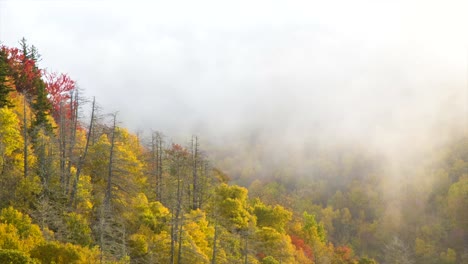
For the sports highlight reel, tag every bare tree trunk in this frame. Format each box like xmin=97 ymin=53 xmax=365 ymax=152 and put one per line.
xmin=65 ymin=90 xmax=79 ymax=194
xmin=177 ymin=214 xmax=184 ymax=264
xmin=122 ymin=223 xmax=127 ymax=259
xmin=104 ymin=112 xmax=117 ymax=209
xmin=211 ymin=222 xmax=218 ymax=264
xmin=70 ymin=97 xmax=95 ymax=207
xmin=170 ymin=155 xmax=184 ymax=264
xmin=192 ymin=135 xmax=199 ymax=210
xmin=58 ymin=101 xmax=66 ymax=189
xmin=175 ymin=161 xmax=183 ymax=264
xmin=170 ymin=210 xmax=176 ymax=264
xmin=151 ymin=131 xmax=164 ymax=202
xmin=244 ymin=235 xmax=248 ymax=264
xmin=36 ymin=130 xmax=48 ymax=189
xmin=242 ymin=230 xmax=251 ymax=264
xmin=151 ymin=132 xmax=156 ymax=196
xmin=98 ymin=112 xmax=117 ymax=262
xmin=198 ymin=160 xmax=209 ymax=209
xmin=99 ymin=205 xmax=106 ymax=264
xmin=157 ymin=132 xmax=163 ymax=202
xmin=23 ymin=94 xmax=28 ymax=177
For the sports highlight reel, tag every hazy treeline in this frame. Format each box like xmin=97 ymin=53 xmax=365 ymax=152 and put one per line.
xmin=208 ymin=116 xmax=467 ymax=264
xmin=0 ymin=40 xmax=406 ymax=263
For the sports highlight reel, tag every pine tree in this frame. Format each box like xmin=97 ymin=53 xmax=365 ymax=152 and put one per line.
xmin=0 ymin=48 xmax=13 ymax=108
xmin=31 ymin=80 xmax=52 ymax=132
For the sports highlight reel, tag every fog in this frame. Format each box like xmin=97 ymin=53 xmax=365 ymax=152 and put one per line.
xmin=1 ymin=0 xmax=467 ymax=173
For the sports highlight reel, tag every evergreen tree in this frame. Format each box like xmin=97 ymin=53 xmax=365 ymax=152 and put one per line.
xmin=31 ymin=80 xmax=52 ymax=132
xmin=0 ymin=48 xmax=13 ymax=108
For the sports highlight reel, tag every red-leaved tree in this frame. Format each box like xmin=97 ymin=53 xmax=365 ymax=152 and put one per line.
xmin=290 ymin=235 xmax=314 ymax=260
xmin=1 ymin=45 xmax=42 ymax=96
xmin=44 ymin=71 xmax=76 ymax=119
xmin=335 ymin=245 xmax=354 ymax=263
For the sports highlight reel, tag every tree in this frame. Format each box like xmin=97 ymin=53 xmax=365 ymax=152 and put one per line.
xmin=0 ymin=249 xmax=39 ymax=264
xmin=179 ymin=209 xmax=213 ymax=263
xmin=30 ymin=241 xmax=100 ymax=264
xmin=290 ymin=235 xmax=314 ymax=263
xmin=303 ymin=212 xmax=326 ymax=243
xmin=30 ymin=79 xmax=52 ymax=132
xmin=0 ymin=108 xmax=22 ymax=170
xmin=0 ymin=44 xmax=37 ymax=178
xmin=5 ymin=39 xmax=53 ymax=132
xmin=2 ymin=40 xmax=40 ymax=95
xmin=384 ymin=237 xmax=414 ymax=264
xmin=43 ymin=71 xmax=76 ymax=119
xmin=358 ymin=257 xmax=378 ymax=264
xmin=212 ymin=184 xmax=256 ymax=264
xmin=0 ymin=48 xmax=13 ymax=108
xmin=254 ymin=227 xmax=295 ymax=263
xmin=252 ymin=199 xmax=292 ymax=233
xmin=165 ymin=143 xmax=191 ymax=264
xmin=439 ymin=248 xmax=456 ymax=264
xmin=54 ymin=87 xmax=79 ymax=194
xmin=63 ymin=212 xmax=93 ymax=246
xmin=0 ymin=207 xmax=44 ymax=252
xmin=191 ymin=135 xmax=200 ymax=210
xmin=0 ymin=107 xmax=24 ymax=208
xmin=88 ymin=115 xmax=146 ymax=262
xmin=30 ymin=123 xmax=57 ymax=192
xmin=334 ymin=245 xmax=356 ymax=264
xmin=446 ymin=176 xmax=467 ymax=231
xmin=147 ymin=131 xmax=164 ymax=203
xmin=22 ymin=93 xmax=29 ymax=178
xmin=261 ymin=256 xmax=279 ymax=264
xmin=213 ymin=184 xmax=255 ymax=232
xmin=70 ymin=97 xmax=95 ymax=207
xmin=290 ymin=212 xmax=331 ymax=263
xmin=97 ymin=113 xmax=128 ymax=261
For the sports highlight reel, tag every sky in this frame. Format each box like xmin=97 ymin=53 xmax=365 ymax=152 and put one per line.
xmin=0 ymin=0 xmax=467 ymax=154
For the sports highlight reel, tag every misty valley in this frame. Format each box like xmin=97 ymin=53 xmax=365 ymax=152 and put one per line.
xmin=0 ymin=1 xmax=467 ymax=263
xmin=0 ymin=38 xmax=466 ymax=264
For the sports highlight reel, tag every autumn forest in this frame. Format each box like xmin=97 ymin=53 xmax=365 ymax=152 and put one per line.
xmin=0 ymin=39 xmax=466 ymax=264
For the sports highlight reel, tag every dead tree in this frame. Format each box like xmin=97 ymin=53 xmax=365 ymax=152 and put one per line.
xmin=191 ymin=135 xmax=200 ymax=210
xmin=70 ymin=97 xmax=95 ymax=207
xmin=65 ymin=89 xmax=79 ymax=193
xmin=168 ymin=144 xmax=189 ymax=264
xmin=150 ymin=131 xmax=164 ymax=202
xmin=211 ymin=221 xmax=218 ymax=264
xmin=98 ymin=112 xmax=127 ymax=262
xmin=104 ymin=112 xmax=117 ymax=210
xmin=58 ymin=101 xmax=66 ymax=189
xmin=23 ymin=94 xmax=28 ymax=177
